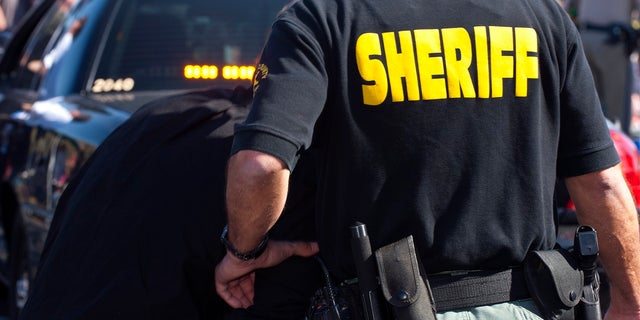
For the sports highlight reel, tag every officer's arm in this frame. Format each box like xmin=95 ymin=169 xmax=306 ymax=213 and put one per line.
xmin=565 ymin=164 xmax=640 ymax=318
xmin=225 ymin=149 xmax=289 ymax=252
xmin=215 ymin=149 xmax=318 ymax=308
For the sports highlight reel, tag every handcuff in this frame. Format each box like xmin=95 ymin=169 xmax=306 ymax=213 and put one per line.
xmin=220 ymin=225 xmax=269 ymax=261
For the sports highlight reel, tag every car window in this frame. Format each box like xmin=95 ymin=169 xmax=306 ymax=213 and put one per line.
xmin=11 ymin=0 xmax=79 ymax=90
xmin=91 ymin=0 xmax=291 ymax=93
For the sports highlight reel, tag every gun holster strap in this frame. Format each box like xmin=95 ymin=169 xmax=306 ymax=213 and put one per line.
xmin=428 ymin=268 xmax=530 ymax=312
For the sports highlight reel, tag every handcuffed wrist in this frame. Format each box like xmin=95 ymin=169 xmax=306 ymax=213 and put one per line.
xmin=220 ymin=225 xmax=269 ymax=261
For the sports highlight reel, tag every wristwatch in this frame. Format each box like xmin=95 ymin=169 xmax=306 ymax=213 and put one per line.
xmin=220 ymin=225 xmax=269 ymax=261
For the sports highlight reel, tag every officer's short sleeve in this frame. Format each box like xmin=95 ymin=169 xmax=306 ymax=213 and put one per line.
xmin=232 ymin=9 xmax=329 ymax=170
xmin=556 ymin=28 xmax=620 ymax=178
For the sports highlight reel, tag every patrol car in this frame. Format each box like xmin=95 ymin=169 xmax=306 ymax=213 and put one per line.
xmin=0 ymin=0 xmax=289 ymax=316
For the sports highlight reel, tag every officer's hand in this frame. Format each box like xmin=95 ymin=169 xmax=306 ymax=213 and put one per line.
xmin=214 ymin=240 xmax=319 ymax=309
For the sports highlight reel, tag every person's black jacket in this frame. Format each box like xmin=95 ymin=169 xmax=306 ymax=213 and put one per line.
xmin=20 ymin=86 xmax=321 ymax=320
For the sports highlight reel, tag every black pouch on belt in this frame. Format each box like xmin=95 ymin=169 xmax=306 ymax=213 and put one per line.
xmin=374 ymin=235 xmax=437 ymax=320
xmin=523 ymin=248 xmax=583 ymax=320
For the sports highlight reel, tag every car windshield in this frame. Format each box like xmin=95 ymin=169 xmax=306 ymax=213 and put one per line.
xmin=92 ymin=0 xmax=291 ymax=93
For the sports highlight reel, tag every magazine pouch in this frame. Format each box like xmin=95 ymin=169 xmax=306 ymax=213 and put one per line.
xmin=523 ymin=248 xmax=583 ymax=320
xmin=374 ymin=236 xmax=436 ymax=320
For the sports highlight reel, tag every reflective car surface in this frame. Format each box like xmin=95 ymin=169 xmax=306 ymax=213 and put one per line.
xmin=0 ymin=0 xmax=290 ymax=317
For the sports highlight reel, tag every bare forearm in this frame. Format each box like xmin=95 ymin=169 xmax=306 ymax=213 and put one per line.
xmin=565 ymin=165 xmax=640 ymax=311
xmin=225 ymin=150 xmax=290 ymax=252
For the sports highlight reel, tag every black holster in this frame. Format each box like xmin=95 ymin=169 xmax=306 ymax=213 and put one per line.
xmin=523 ymin=248 xmax=584 ymax=320
xmin=374 ymin=236 xmax=437 ymax=320
xmin=524 ymin=225 xmax=603 ymax=320
xmin=307 ymin=235 xmax=437 ymax=320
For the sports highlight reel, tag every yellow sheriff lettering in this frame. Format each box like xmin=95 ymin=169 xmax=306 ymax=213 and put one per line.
xmin=415 ymin=29 xmax=447 ymax=100
xmin=355 ymin=26 xmax=539 ymax=106
xmin=383 ymin=30 xmax=420 ymax=102
xmin=489 ymin=26 xmax=514 ymax=98
xmin=356 ymin=33 xmax=388 ymax=106
xmin=442 ymin=27 xmax=475 ymax=98
xmin=515 ymin=27 xmax=539 ymax=97
xmin=474 ymin=26 xmax=490 ymax=98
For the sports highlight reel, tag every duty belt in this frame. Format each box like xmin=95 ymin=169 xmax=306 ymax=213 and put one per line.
xmin=337 ymin=267 xmax=530 ymax=312
xmin=428 ymin=268 xmax=530 ymax=312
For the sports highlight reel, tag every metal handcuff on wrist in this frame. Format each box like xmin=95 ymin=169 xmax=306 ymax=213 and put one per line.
xmin=220 ymin=225 xmax=269 ymax=261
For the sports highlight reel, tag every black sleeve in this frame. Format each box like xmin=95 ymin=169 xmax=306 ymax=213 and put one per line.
xmin=232 ymin=10 xmax=329 ymax=170
xmin=557 ymin=26 xmax=620 ymax=178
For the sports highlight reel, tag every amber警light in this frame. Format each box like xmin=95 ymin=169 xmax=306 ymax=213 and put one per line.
xmin=184 ymin=65 xmax=255 ymax=80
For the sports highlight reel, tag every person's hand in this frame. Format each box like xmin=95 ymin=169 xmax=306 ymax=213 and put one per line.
xmin=214 ymin=240 xmax=319 ymax=308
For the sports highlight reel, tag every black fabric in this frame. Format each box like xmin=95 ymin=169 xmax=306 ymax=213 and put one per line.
xmin=429 ymin=268 xmax=530 ymax=312
xmin=225 ymin=257 xmax=322 ymax=320
xmin=232 ymin=0 xmax=620 ymax=281
xmin=20 ymin=86 xmax=322 ymax=320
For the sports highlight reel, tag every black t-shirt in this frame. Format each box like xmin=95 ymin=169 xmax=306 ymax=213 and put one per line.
xmin=232 ymin=0 xmax=620 ymax=279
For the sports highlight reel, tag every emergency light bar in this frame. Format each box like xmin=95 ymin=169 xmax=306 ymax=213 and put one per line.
xmin=183 ymin=65 xmax=255 ymax=80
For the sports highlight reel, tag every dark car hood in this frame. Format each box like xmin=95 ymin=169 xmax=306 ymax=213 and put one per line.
xmin=26 ymin=89 xmax=192 ymax=147
xmin=84 ymin=90 xmax=191 ymax=114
